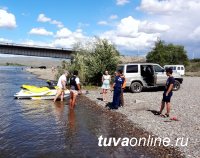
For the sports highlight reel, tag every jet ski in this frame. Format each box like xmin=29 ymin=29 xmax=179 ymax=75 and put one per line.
xmin=14 ymin=81 xmax=70 ymax=100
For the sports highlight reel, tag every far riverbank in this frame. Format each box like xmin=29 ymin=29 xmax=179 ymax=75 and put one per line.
xmin=26 ymin=68 xmax=56 ymax=81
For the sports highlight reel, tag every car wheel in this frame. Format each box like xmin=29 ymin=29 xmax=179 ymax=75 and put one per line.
xmin=173 ymin=80 xmax=180 ymax=91
xmin=130 ymin=82 xmax=142 ymax=93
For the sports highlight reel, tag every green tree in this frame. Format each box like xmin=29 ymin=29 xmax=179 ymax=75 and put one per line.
xmin=86 ymin=38 xmax=120 ymax=84
xmin=146 ymin=40 xmax=189 ymax=66
xmin=72 ymin=37 xmax=120 ymax=85
xmin=70 ymin=50 xmax=89 ymax=84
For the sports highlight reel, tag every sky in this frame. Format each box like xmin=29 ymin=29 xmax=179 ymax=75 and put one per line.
xmin=0 ymin=0 xmax=200 ymax=58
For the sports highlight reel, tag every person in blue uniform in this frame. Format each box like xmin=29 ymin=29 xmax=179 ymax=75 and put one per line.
xmin=111 ymin=70 xmax=123 ymax=109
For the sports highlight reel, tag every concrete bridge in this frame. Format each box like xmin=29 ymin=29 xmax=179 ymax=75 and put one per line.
xmin=0 ymin=43 xmax=73 ymax=59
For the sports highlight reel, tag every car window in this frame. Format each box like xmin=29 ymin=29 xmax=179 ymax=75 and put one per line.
xmin=117 ymin=66 xmax=124 ymax=72
xmin=153 ymin=65 xmax=163 ymax=72
xmin=126 ymin=65 xmax=138 ymax=73
xmin=173 ymin=67 xmax=176 ymax=70
xmin=181 ymin=67 xmax=184 ymax=70
xmin=177 ymin=67 xmax=180 ymax=70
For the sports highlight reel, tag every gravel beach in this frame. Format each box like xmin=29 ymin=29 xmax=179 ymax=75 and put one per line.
xmin=86 ymin=77 xmax=200 ymax=158
xmin=24 ymin=67 xmax=199 ymax=157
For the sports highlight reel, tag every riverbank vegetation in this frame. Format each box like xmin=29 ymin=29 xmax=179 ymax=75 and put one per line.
xmin=185 ymin=58 xmax=200 ymax=76
xmin=3 ymin=62 xmax=25 ymax=66
xmin=186 ymin=58 xmax=200 ymax=72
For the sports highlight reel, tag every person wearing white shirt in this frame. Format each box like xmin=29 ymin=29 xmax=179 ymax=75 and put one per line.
xmin=53 ymin=70 xmax=68 ymax=102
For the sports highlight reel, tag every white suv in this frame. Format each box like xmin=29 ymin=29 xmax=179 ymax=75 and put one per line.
xmin=117 ymin=63 xmax=183 ymax=93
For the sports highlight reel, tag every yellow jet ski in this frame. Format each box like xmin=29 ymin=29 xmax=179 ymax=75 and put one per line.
xmin=14 ymin=81 xmax=70 ymax=100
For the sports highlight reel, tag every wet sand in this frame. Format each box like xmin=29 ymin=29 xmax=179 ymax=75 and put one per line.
xmin=77 ymin=96 xmax=184 ymax=158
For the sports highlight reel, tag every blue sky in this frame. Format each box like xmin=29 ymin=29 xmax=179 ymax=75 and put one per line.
xmin=0 ymin=0 xmax=200 ymax=58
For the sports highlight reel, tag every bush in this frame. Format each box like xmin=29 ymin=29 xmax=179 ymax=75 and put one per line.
xmin=190 ymin=58 xmax=200 ymax=62
xmin=84 ymin=38 xmax=120 ymax=85
xmin=186 ymin=59 xmax=200 ymax=72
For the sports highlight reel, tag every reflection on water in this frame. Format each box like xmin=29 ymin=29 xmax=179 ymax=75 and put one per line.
xmin=0 ymin=67 xmax=156 ymax=158
xmin=68 ymin=109 xmax=76 ymax=134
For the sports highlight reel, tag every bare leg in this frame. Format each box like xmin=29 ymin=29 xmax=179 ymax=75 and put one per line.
xmin=60 ymin=91 xmax=64 ymax=102
xmin=166 ymin=102 xmax=171 ymax=115
xmin=71 ymin=93 xmax=77 ymax=109
xmin=104 ymin=90 xmax=107 ymax=102
xmin=159 ymin=101 xmax=165 ymax=114
xmin=53 ymin=89 xmax=62 ymax=102
xmin=69 ymin=91 xmax=73 ymax=109
xmin=102 ymin=89 xmax=105 ymax=101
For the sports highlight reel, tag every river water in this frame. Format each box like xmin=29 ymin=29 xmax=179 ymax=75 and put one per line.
xmin=0 ymin=66 xmax=173 ymax=158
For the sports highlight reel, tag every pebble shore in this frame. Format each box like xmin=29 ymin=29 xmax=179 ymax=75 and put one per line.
xmin=25 ymin=67 xmax=199 ymax=157
xmin=85 ymin=77 xmax=200 ymax=158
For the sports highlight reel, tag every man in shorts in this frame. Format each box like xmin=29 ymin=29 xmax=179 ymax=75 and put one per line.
xmin=159 ymin=68 xmax=175 ymax=117
xmin=69 ymin=70 xmax=81 ymax=109
xmin=53 ymin=70 xmax=68 ymax=102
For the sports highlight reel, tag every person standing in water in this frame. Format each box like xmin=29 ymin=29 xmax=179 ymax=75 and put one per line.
xmin=53 ymin=70 xmax=68 ymax=102
xmin=69 ymin=70 xmax=81 ymax=109
xmin=101 ymin=70 xmax=111 ymax=102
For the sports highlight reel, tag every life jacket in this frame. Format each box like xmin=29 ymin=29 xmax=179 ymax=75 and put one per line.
xmin=70 ymin=76 xmax=78 ymax=90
